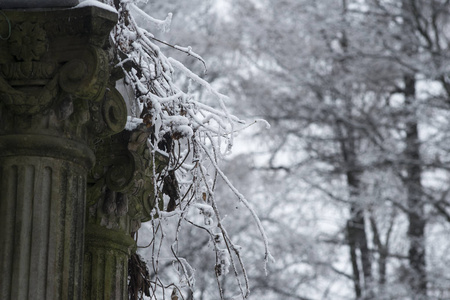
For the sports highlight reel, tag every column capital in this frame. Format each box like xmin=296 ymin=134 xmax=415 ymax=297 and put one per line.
xmin=87 ymin=125 xmax=169 ymax=234
xmin=0 ymin=6 xmax=127 ymax=170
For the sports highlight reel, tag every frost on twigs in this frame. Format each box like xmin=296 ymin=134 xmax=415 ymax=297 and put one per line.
xmin=110 ymin=0 xmax=271 ymax=299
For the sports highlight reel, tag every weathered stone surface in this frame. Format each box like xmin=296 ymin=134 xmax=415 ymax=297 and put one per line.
xmin=83 ymin=224 xmax=134 ymax=300
xmin=0 ymin=6 xmax=127 ymax=300
xmin=0 ymin=158 xmax=86 ymax=299
xmin=0 ymin=6 xmax=120 ymax=119
xmin=0 ymin=0 xmax=79 ymax=9
xmin=87 ymin=126 xmax=166 ymax=230
xmin=84 ymin=125 xmax=168 ymax=299
xmin=0 ymin=5 xmax=165 ymax=300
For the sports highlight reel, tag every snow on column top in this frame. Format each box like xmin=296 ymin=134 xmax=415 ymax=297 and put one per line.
xmin=75 ymin=0 xmax=118 ymax=14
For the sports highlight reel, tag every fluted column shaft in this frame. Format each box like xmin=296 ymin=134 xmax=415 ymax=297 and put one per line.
xmin=84 ymin=224 xmax=135 ymax=299
xmin=0 ymin=156 xmax=88 ymax=299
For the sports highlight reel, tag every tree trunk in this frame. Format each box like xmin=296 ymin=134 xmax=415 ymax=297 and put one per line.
xmin=338 ymin=120 xmax=373 ymax=299
xmin=346 ymin=172 xmax=373 ymax=300
xmin=347 ymin=218 xmax=362 ymax=299
xmin=404 ymin=74 xmax=427 ymax=298
xmin=337 ymin=1 xmax=373 ymax=297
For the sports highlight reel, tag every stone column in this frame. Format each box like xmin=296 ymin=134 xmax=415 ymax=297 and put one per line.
xmin=0 ymin=6 xmax=127 ymax=300
xmin=84 ymin=126 xmax=168 ymax=299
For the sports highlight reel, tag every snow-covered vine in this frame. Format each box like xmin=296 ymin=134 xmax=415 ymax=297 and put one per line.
xmin=96 ymin=0 xmax=273 ymax=299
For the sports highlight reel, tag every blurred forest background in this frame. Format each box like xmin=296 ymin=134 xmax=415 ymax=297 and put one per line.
xmin=136 ymin=0 xmax=450 ymax=299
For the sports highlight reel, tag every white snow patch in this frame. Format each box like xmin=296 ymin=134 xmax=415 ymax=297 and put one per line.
xmin=125 ymin=117 xmax=143 ymax=131
xmin=76 ymin=0 xmax=117 ymax=13
xmin=130 ymin=4 xmax=172 ymax=32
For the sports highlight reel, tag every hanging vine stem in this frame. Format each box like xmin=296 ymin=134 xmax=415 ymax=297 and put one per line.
xmin=199 ymin=134 xmax=274 ymax=271
xmin=197 ymin=159 xmax=249 ymax=299
xmin=144 ymin=33 xmax=208 ymax=74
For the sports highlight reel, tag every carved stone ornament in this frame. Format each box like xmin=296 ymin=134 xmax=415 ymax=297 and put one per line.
xmin=87 ymin=124 xmax=169 ymax=234
xmin=8 ymin=22 xmax=48 ymax=62
xmin=83 ymin=124 xmax=169 ymax=299
xmin=0 ymin=6 xmax=122 ymax=123
xmin=0 ymin=45 xmax=110 ymax=115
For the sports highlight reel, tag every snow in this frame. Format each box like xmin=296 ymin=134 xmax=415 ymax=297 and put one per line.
xmin=130 ymin=4 xmax=172 ymax=32
xmin=193 ymin=203 xmax=214 ymax=226
xmin=193 ymin=202 xmax=214 ymax=217
xmin=217 ymin=249 xmax=231 ymax=276
xmin=175 ymin=125 xmax=194 ymax=138
xmin=125 ymin=116 xmax=143 ymax=131
xmin=173 ymin=45 xmax=207 ymax=72
xmin=75 ymin=0 xmax=117 ymax=13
